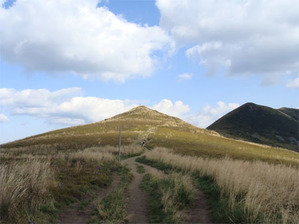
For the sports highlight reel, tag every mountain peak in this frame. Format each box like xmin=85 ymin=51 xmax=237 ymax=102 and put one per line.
xmin=240 ymin=102 xmax=260 ymax=112
xmin=129 ymin=105 xmax=153 ymax=112
xmin=1 ymin=103 xmax=204 ymax=148
xmin=109 ymin=105 xmax=163 ymax=121
xmin=208 ymin=102 xmax=299 ymax=151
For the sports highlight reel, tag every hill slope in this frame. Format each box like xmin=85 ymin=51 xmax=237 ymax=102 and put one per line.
xmin=1 ymin=106 xmax=202 ymax=149
xmin=207 ymin=103 xmax=299 ymax=152
xmin=2 ymin=105 xmax=299 ymax=165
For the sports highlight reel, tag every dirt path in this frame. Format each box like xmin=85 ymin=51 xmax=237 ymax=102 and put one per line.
xmin=182 ymin=190 xmax=212 ymax=223
xmin=124 ymin=156 xmax=149 ymax=223
xmin=125 ymin=155 xmax=213 ymax=224
xmin=56 ymin=175 xmax=121 ymax=224
xmin=124 ymin=155 xmax=163 ymax=224
xmin=56 ymin=155 xmax=212 ymax=224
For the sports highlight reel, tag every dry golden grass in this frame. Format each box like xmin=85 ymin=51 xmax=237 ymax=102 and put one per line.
xmin=144 ymin=148 xmax=299 ymax=223
xmin=0 ymin=144 xmax=144 ymax=162
xmin=159 ymin=173 xmax=195 ymax=215
xmin=66 ymin=148 xmax=115 ymax=162
xmin=0 ymin=159 xmax=55 ymax=222
xmin=83 ymin=144 xmax=144 ymax=156
xmin=141 ymin=169 xmax=196 ymax=223
xmin=0 ymin=144 xmax=143 ymax=223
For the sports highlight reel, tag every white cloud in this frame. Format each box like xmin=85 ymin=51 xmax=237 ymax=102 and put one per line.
xmin=157 ymin=0 xmax=299 ymax=82
xmin=0 ymin=0 xmax=173 ymax=82
xmin=0 ymin=113 xmax=9 ymax=122
xmin=152 ymin=99 xmax=190 ymax=117
xmin=0 ymin=88 xmax=137 ymax=125
xmin=0 ymin=88 xmax=238 ymax=129
xmin=287 ymin=75 xmax=299 ymax=88
xmin=178 ymin=73 xmax=193 ymax=81
xmin=187 ymin=102 xmax=239 ymax=128
xmin=0 ymin=88 xmax=193 ymax=126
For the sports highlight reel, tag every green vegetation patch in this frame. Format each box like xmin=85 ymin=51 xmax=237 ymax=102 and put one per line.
xmin=137 ymin=157 xmax=249 ymax=224
xmin=151 ymin=127 xmax=299 ymax=167
xmin=136 ymin=164 xmax=145 ymax=173
xmin=51 ymin=158 xmax=114 ymax=208
xmin=92 ymin=165 xmax=133 ymax=224
xmin=0 ymin=157 xmax=116 ymax=224
xmin=140 ymin=172 xmax=196 ymax=223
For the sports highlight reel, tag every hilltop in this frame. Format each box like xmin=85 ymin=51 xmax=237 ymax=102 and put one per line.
xmin=1 ymin=106 xmax=299 ymax=224
xmin=208 ymin=103 xmax=299 ymax=152
xmin=2 ymin=105 xmax=299 ymax=166
xmin=1 ymin=106 xmax=203 ymax=149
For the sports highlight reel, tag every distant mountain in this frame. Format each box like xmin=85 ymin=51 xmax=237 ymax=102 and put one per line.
xmin=207 ymin=103 xmax=299 ymax=152
xmin=2 ymin=105 xmax=299 ymax=165
xmin=1 ymin=106 xmax=203 ymax=149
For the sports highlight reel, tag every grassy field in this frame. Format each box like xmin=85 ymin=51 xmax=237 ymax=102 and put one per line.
xmin=2 ymin=106 xmax=299 ymax=167
xmin=93 ymin=165 xmax=133 ymax=224
xmin=148 ymin=126 xmax=299 ymax=166
xmin=140 ymin=171 xmax=196 ymax=223
xmin=0 ymin=145 xmax=143 ymax=223
xmin=139 ymin=147 xmax=299 ymax=223
xmin=1 ymin=106 xmax=299 ymax=223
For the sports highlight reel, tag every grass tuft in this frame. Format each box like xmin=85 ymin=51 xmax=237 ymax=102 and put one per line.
xmin=136 ymin=164 xmax=145 ymax=174
xmin=140 ymin=147 xmax=299 ymax=223
xmin=0 ymin=159 xmax=55 ymax=223
xmin=94 ymin=165 xmax=133 ymax=224
xmin=140 ymin=171 xmax=196 ymax=223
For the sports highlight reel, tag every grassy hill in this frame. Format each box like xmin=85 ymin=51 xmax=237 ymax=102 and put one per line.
xmin=1 ymin=106 xmax=199 ymax=149
xmin=1 ymin=105 xmax=299 ymax=166
xmin=279 ymin=107 xmax=299 ymax=121
xmin=1 ymin=106 xmax=299 ymax=224
xmin=208 ymin=103 xmax=299 ymax=152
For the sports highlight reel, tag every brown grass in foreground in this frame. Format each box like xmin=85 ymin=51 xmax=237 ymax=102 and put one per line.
xmin=0 ymin=159 xmax=55 ymax=222
xmin=144 ymin=148 xmax=299 ymax=223
xmin=0 ymin=145 xmax=142 ymax=223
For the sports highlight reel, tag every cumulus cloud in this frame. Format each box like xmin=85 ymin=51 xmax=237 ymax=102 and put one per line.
xmin=0 ymin=113 xmax=9 ymax=122
xmin=0 ymin=88 xmax=137 ymax=125
xmin=287 ymin=75 xmax=299 ymax=88
xmin=178 ymin=73 xmax=193 ymax=81
xmin=152 ymin=99 xmax=190 ymax=117
xmin=157 ymin=0 xmax=299 ymax=82
xmin=0 ymin=87 xmax=239 ymax=128
xmin=0 ymin=87 xmax=192 ymax=126
xmin=0 ymin=0 xmax=173 ymax=82
xmin=187 ymin=102 xmax=239 ymax=128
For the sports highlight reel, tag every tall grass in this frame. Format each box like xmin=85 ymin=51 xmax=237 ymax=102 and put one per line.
xmin=144 ymin=148 xmax=299 ymax=223
xmin=0 ymin=145 xmax=129 ymax=223
xmin=95 ymin=165 xmax=133 ymax=223
xmin=0 ymin=159 xmax=55 ymax=222
xmin=67 ymin=147 xmax=115 ymax=161
xmin=140 ymin=170 xmax=196 ymax=223
xmin=0 ymin=144 xmax=144 ymax=161
xmin=83 ymin=144 xmax=144 ymax=157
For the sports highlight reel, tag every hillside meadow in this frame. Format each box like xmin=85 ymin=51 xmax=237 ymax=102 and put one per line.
xmin=139 ymin=147 xmax=299 ymax=223
xmin=1 ymin=106 xmax=299 ymax=223
xmin=0 ymin=145 xmax=144 ymax=223
xmin=2 ymin=106 xmax=299 ymax=167
xmin=147 ymin=126 xmax=299 ymax=167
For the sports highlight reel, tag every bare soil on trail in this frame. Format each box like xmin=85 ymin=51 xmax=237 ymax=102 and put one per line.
xmin=56 ymin=154 xmax=212 ymax=224
xmin=124 ymin=156 xmax=152 ymax=224
xmin=182 ymin=190 xmax=213 ymax=224
xmin=56 ymin=175 xmax=120 ymax=224
xmin=125 ymin=155 xmax=213 ymax=224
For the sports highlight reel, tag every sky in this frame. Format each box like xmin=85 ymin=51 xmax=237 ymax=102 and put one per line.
xmin=0 ymin=0 xmax=298 ymax=144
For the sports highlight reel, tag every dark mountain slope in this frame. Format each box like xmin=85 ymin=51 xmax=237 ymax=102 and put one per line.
xmin=207 ymin=103 xmax=299 ymax=151
xmin=278 ymin=107 xmax=299 ymax=121
xmin=2 ymin=105 xmax=299 ymax=165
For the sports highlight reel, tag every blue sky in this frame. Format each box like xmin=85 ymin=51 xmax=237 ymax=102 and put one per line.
xmin=0 ymin=0 xmax=298 ymax=144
